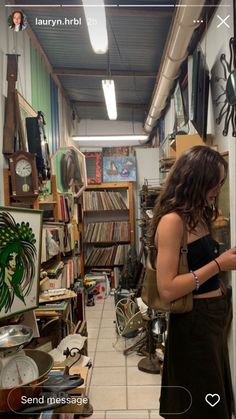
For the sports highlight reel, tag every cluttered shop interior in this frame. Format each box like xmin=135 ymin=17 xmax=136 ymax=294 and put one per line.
xmin=0 ymin=0 xmax=236 ymax=418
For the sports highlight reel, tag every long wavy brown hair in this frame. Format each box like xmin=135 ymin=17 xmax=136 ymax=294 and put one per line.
xmin=148 ymin=145 xmax=228 ymax=246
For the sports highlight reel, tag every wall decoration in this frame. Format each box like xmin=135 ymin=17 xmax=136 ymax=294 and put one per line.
xmin=26 ymin=111 xmax=51 ymax=182
xmin=52 ymin=145 xmax=87 ymax=197
xmin=103 ymin=156 xmax=136 ymax=182
xmin=173 ymin=81 xmax=187 ymax=130
xmin=15 ymin=90 xmax=37 ymax=152
xmin=211 ymin=38 xmax=236 ymax=137
xmin=84 ymin=152 xmax=102 ymax=184
xmin=103 ymin=147 xmax=129 ymax=157
xmin=0 ymin=207 xmax=42 ymax=320
xmin=188 ymin=46 xmax=209 ymax=140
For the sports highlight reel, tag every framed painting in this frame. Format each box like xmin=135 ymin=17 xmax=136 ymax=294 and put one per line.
xmin=84 ymin=152 xmax=102 ymax=184
xmin=52 ymin=145 xmax=87 ymax=197
xmin=0 ymin=206 xmax=42 ymax=320
xmin=188 ymin=47 xmax=209 ymax=140
xmin=103 ymin=156 xmax=136 ymax=182
xmin=173 ymin=81 xmax=187 ymax=130
xmin=15 ymin=90 xmax=37 ymax=152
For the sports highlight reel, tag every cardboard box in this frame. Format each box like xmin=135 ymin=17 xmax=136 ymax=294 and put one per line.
xmin=48 ymin=272 xmax=63 ymax=289
xmin=175 ymin=134 xmax=204 ymax=158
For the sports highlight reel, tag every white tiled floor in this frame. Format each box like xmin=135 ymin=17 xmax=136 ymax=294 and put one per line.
xmin=86 ymin=295 xmax=162 ymax=419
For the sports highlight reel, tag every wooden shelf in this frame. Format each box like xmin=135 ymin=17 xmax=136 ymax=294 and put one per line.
xmin=83 ymin=182 xmax=134 ymax=246
xmin=4 ymin=167 xmax=86 ymax=323
xmin=4 ymin=170 xmax=59 ymax=221
xmin=86 ymin=181 xmax=132 ymax=189
xmin=84 ymin=241 xmax=130 ymax=245
xmin=84 ymin=209 xmax=129 ymax=213
xmin=38 ymin=200 xmax=58 ymax=205
xmin=86 ymin=264 xmax=124 ymax=268
xmin=83 ymin=182 xmax=134 ymax=273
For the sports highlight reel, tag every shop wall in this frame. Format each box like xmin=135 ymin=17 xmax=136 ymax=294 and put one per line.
xmin=0 ymin=4 xmax=32 ymax=205
xmin=164 ymin=0 xmax=233 ymax=151
xmin=164 ymin=0 xmax=236 ymax=403
xmin=58 ymin=88 xmax=73 ymax=148
xmin=50 ymin=77 xmax=59 ymax=154
xmin=201 ymin=1 xmax=236 ymax=399
xmin=77 ymin=119 xmax=145 ymax=137
xmin=30 ymin=39 xmax=73 ymax=153
xmin=30 ymin=43 xmax=52 ymax=152
xmin=200 ymin=0 xmax=233 ymax=152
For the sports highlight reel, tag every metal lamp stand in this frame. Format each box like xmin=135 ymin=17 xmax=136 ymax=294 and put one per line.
xmin=137 ymin=317 xmax=160 ymax=374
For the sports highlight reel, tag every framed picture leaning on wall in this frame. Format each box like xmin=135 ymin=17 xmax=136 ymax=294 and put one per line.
xmin=84 ymin=152 xmax=102 ymax=184
xmin=52 ymin=145 xmax=87 ymax=197
xmin=173 ymin=81 xmax=187 ymax=130
xmin=15 ymin=90 xmax=37 ymax=152
xmin=0 ymin=207 xmax=43 ymax=320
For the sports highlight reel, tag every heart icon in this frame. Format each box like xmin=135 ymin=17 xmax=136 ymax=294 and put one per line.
xmin=205 ymin=393 xmax=220 ymax=407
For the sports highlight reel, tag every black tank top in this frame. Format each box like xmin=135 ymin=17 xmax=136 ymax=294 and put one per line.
xmin=187 ymin=235 xmax=220 ymax=295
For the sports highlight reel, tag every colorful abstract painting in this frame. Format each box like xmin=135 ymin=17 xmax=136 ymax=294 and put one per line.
xmin=103 ymin=156 xmax=136 ymax=182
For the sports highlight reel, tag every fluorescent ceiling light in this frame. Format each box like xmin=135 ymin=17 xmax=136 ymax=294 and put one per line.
xmin=102 ymin=79 xmax=117 ymax=120
xmin=73 ymin=135 xmax=148 ymax=142
xmin=82 ymin=0 xmax=108 ymax=54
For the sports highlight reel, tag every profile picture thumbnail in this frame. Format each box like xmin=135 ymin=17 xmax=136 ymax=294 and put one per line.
xmin=8 ymin=10 xmax=27 ymax=32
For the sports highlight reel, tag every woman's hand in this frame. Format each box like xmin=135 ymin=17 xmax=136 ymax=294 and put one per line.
xmin=216 ymin=247 xmax=236 ymax=271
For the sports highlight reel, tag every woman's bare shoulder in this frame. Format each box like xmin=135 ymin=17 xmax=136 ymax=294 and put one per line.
xmin=158 ymin=212 xmax=183 ymax=229
xmin=155 ymin=213 xmax=183 ymax=245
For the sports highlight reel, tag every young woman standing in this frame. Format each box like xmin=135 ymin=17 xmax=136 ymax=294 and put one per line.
xmin=148 ymin=146 xmax=236 ymax=418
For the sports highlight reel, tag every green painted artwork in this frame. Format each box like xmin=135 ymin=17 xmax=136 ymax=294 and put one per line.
xmin=0 ymin=208 xmax=42 ymax=320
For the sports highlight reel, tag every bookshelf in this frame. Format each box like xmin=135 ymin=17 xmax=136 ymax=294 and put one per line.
xmin=83 ymin=182 xmax=134 ymax=269
xmin=139 ymin=179 xmax=161 ymax=258
xmin=3 ymin=169 xmax=85 ymax=321
xmin=3 ymin=170 xmax=59 ymax=218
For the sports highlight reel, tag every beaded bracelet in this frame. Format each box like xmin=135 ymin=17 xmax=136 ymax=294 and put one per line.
xmin=190 ymin=270 xmax=200 ymax=291
xmin=213 ymin=258 xmax=221 ymax=272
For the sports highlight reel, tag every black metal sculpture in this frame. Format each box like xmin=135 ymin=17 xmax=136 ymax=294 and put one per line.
xmin=214 ymin=5 xmax=236 ymax=137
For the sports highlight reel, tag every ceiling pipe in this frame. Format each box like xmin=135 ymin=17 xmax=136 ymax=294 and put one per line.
xmin=144 ymin=0 xmax=205 ymax=133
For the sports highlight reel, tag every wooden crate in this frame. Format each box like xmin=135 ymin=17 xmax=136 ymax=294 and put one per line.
xmin=175 ymin=134 xmax=204 ymax=158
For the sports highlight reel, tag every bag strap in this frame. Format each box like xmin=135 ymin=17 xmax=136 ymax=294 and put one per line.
xmin=148 ymin=219 xmax=188 ymax=271
xmin=180 ymin=223 xmax=188 ymax=253
xmin=179 ymin=222 xmax=189 ymax=274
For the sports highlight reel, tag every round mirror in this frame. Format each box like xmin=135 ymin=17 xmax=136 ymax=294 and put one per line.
xmin=226 ymin=70 xmax=236 ymax=105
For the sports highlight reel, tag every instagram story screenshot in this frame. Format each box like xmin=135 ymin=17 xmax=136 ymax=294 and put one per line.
xmin=0 ymin=0 xmax=236 ymax=418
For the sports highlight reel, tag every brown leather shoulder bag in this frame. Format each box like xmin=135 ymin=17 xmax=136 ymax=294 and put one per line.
xmin=141 ymin=225 xmax=193 ymax=313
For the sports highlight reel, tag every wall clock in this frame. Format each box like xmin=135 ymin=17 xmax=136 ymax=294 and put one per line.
xmin=9 ymin=151 xmax=39 ymax=199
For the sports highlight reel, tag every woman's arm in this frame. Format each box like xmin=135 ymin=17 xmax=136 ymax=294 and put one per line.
xmin=155 ymin=213 xmax=236 ymax=302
